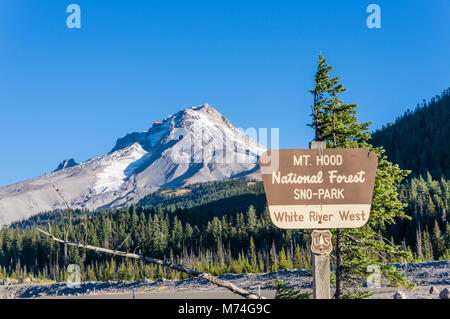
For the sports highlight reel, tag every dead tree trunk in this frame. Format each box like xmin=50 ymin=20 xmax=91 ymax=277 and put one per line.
xmin=36 ymin=228 xmax=263 ymax=300
xmin=52 ymin=185 xmax=72 ymax=267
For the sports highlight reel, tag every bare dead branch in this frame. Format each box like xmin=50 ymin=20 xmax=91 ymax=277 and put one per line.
xmin=52 ymin=184 xmax=72 ymax=213
xmin=36 ymin=227 xmax=264 ymax=299
xmin=51 ymin=184 xmax=75 ymax=266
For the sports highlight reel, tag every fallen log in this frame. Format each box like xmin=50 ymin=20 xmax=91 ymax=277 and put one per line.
xmin=37 ymin=228 xmax=264 ymax=299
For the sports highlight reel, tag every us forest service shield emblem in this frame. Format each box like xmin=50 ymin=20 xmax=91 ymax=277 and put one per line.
xmin=311 ymin=230 xmax=332 ymax=255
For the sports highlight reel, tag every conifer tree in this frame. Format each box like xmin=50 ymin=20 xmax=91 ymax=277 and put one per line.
xmin=249 ymin=237 xmax=258 ymax=272
xmin=278 ymin=247 xmax=292 ymax=270
xmin=445 ymin=223 xmax=450 ymax=248
xmin=246 ymin=206 xmax=257 ymax=235
xmin=422 ymin=229 xmax=433 ymax=261
xmin=294 ymin=244 xmax=302 ymax=270
xmin=308 ymin=54 xmax=414 ymax=298
xmin=432 ymin=220 xmax=444 ymax=259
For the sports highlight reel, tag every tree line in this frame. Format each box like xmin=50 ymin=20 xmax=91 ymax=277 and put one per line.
xmin=0 ymin=172 xmax=448 ymax=284
xmin=0 ymin=201 xmax=311 ymax=283
xmin=371 ymin=88 xmax=450 ymax=180
xmin=389 ymin=173 xmax=450 ymax=261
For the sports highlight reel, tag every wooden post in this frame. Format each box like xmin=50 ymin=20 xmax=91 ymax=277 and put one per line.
xmin=312 ymin=252 xmax=331 ymax=299
xmin=310 ymin=141 xmax=331 ymax=299
xmin=334 ymin=229 xmax=343 ymax=298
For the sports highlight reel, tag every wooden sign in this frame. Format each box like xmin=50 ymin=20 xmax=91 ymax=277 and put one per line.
xmin=311 ymin=230 xmax=332 ymax=255
xmin=259 ymin=148 xmax=378 ymax=229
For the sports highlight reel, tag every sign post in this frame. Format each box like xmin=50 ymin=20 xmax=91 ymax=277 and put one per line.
xmin=259 ymin=142 xmax=378 ymax=299
xmin=310 ymin=141 xmax=331 ymax=299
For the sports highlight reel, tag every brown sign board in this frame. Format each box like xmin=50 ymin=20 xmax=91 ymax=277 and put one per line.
xmin=259 ymin=148 xmax=378 ymax=229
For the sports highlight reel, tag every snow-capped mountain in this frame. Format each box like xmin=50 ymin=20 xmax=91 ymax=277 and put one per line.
xmin=0 ymin=104 xmax=266 ymax=225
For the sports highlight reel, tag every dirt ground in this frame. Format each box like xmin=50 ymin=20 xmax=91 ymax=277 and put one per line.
xmin=1 ymin=260 xmax=449 ymax=299
xmin=31 ymin=286 xmax=446 ymax=300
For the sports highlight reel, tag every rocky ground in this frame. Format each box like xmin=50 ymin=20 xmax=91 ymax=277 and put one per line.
xmin=1 ymin=260 xmax=449 ymax=299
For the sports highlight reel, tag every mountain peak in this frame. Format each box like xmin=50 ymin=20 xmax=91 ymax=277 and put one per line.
xmin=192 ymin=103 xmax=213 ymax=110
xmin=53 ymin=158 xmax=78 ymax=172
xmin=178 ymin=103 xmax=220 ymax=119
xmin=111 ymin=104 xmax=234 ymax=153
xmin=0 ymin=104 xmax=265 ymax=225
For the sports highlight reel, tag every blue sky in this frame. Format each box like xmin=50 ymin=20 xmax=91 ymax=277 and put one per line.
xmin=0 ymin=0 xmax=449 ymax=186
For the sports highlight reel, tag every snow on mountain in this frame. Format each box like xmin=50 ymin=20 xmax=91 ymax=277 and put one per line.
xmin=93 ymin=143 xmax=148 ymax=194
xmin=0 ymin=104 xmax=266 ymax=225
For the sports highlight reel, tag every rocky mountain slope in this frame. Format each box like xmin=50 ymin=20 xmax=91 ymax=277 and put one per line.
xmin=0 ymin=104 xmax=266 ymax=225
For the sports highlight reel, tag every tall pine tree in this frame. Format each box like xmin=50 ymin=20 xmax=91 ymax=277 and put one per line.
xmin=309 ymin=54 xmax=414 ymax=298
